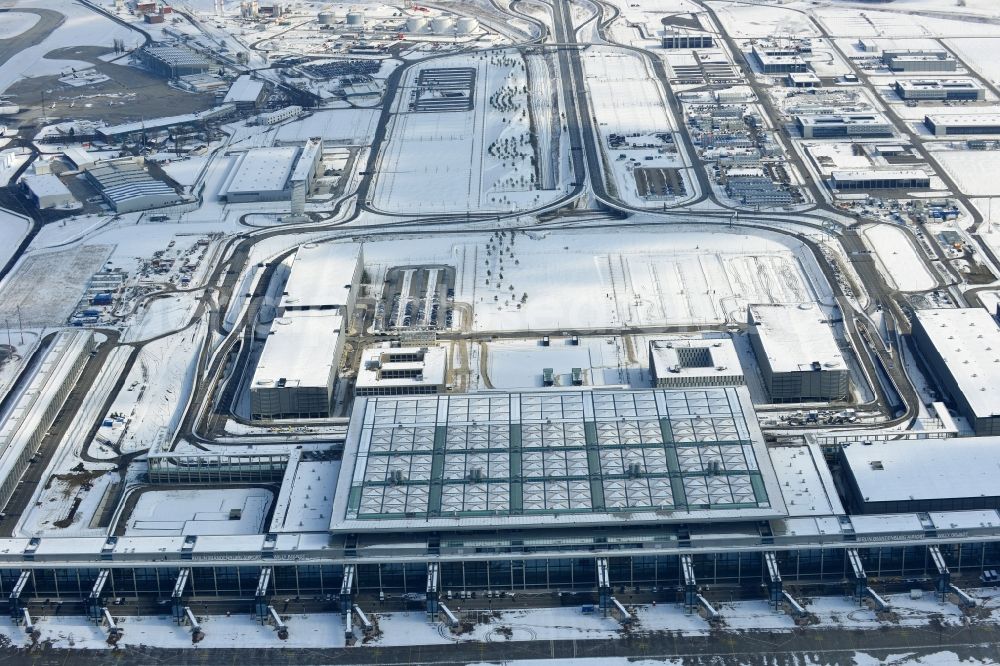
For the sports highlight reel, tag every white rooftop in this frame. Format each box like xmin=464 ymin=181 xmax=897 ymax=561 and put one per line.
xmin=896 ymin=78 xmax=981 ymax=90
xmin=831 ymin=169 xmax=928 ymax=180
xmin=649 ymin=336 xmax=743 ymax=381
xmin=279 ymin=242 xmax=362 ymax=311
xmin=251 ymin=311 xmax=343 ymax=390
xmin=926 ymin=114 xmax=1000 ymax=126
xmin=841 ymin=437 xmax=1000 ymax=504
xmin=224 ymin=75 xmax=265 ymax=103
xmin=748 ymin=303 xmax=844 ymax=373
xmin=223 ymin=146 xmax=299 ymax=195
xmin=355 ymin=344 xmax=447 ymax=390
xmin=913 ymin=308 xmax=1000 ymax=418
xmin=21 ymin=173 xmax=72 ymax=198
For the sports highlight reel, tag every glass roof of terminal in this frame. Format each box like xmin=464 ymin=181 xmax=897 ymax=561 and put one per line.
xmin=334 ymin=388 xmax=780 ymax=530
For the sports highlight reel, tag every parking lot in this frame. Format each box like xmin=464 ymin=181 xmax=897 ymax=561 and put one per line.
xmin=376 ymin=265 xmax=456 ymax=331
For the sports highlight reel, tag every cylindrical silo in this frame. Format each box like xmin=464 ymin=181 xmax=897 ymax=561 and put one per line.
xmin=456 ymin=17 xmax=478 ymax=34
xmin=406 ymin=16 xmax=427 ymax=33
xmin=431 ymin=16 xmax=454 ymax=34
xmin=318 ymin=11 xmax=335 ymax=24
xmin=346 ymin=10 xmax=364 ymax=26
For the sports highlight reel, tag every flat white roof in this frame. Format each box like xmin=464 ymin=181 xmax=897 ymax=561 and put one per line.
xmin=748 ymin=303 xmax=845 ymax=373
xmin=788 ymin=72 xmax=820 ymax=82
xmin=223 ymin=146 xmax=298 ymax=195
xmin=842 ymin=437 xmax=1000 ymax=504
xmin=649 ymin=336 xmax=743 ymax=380
xmin=21 ymin=173 xmax=71 ymax=198
xmin=926 ymin=114 xmax=1000 ymax=126
xmin=913 ymin=308 xmax=1000 ymax=418
xmin=280 ymin=242 xmax=362 ymax=311
xmin=251 ymin=311 xmax=343 ymax=390
xmin=798 ymin=113 xmax=889 ymax=125
xmin=355 ymin=344 xmax=447 ymax=389
xmin=224 ymin=75 xmax=264 ymax=103
xmin=896 ymin=78 xmax=981 ymax=90
xmin=831 ymin=169 xmax=928 ymax=180
xmin=289 ymin=138 xmax=322 ymax=183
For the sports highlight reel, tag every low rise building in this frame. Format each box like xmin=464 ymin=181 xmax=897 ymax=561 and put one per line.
xmin=648 ymin=337 xmax=744 ymax=389
xmin=136 ymin=44 xmax=211 ymax=78
xmin=839 ymin=437 xmax=1000 ymax=514
xmin=84 ymin=157 xmax=181 ymax=213
xmin=223 ymin=75 xmax=267 ymax=112
xmin=925 ymin=114 xmax=1000 ymax=136
xmin=787 ymin=72 xmax=820 ymax=88
xmin=279 ymin=242 xmax=363 ymax=315
xmin=894 ymin=78 xmax=984 ymax=101
xmin=911 ymin=308 xmax=1000 ymax=436
xmin=882 ymin=49 xmax=956 ymax=73
xmin=831 ymin=169 xmax=930 ymax=190
xmin=747 ymin=303 xmax=848 ymax=403
xmin=752 ymin=44 xmax=809 ymax=74
xmin=20 ymin=174 xmax=74 ymax=209
xmin=797 ymin=112 xmax=893 ymax=139
xmin=662 ymin=29 xmax=714 ymax=49
xmin=250 ymin=311 xmax=345 ymax=420
xmin=220 ymin=141 xmax=323 ymax=204
xmin=354 ymin=344 xmax=447 ymax=397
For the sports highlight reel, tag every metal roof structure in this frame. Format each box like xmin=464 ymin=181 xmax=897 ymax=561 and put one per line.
xmin=747 ymin=303 xmax=844 ymax=374
xmin=331 ymin=386 xmax=786 ymax=533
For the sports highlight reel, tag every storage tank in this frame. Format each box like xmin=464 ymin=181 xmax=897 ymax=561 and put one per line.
xmin=406 ymin=16 xmax=427 ymax=33
xmin=456 ymin=17 xmax=478 ymax=34
xmin=346 ymin=10 xmax=364 ymax=26
xmin=431 ymin=16 xmax=454 ymax=34
xmin=318 ymin=11 xmax=335 ymax=24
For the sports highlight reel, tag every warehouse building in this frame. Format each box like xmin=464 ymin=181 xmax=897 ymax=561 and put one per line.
xmin=925 ymin=114 xmax=1000 ymax=136
xmin=354 ymin=344 xmax=447 ymax=397
xmin=220 ymin=141 xmax=323 ymax=204
xmin=911 ymin=308 xmax=1000 ymax=436
xmin=661 ymin=28 xmax=714 ymax=49
xmin=249 ymin=311 xmax=345 ymax=420
xmin=747 ymin=303 xmax=849 ymax=403
xmin=831 ymin=169 xmax=930 ymax=190
xmin=20 ymin=174 xmax=74 ymax=209
xmin=223 ymin=75 xmax=267 ymax=112
xmin=796 ymin=113 xmax=893 ymax=139
xmin=751 ymin=44 xmax=808 ymax=74
xmin=839 ymin=437 xmax=1000 ymax=514
xmin=279 ymin=242 xmax=363 ymax=315
xmin=83 ymin=157 xmax=182 ymax=213
xmin=136 ymin=44 xmax=211 ymax=78
xmin=648 ymin=337 xmax=744 ymax=389
xmin=882 ymin=49 xmax=956 ymax=72
xmin=894 ymin=78 xmax=984 ymax=101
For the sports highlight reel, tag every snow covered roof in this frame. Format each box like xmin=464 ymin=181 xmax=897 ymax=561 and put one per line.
xmin=648 ymin=336 xmax=743 ymax=382
xmin=913 ymin=308 xmax=1000 ymax=418
xmin=221 ymin=146 xmax=299 ymax=195
xmin=331 ymin=386 xmax=787 ymax=533
xmin=21 ymin=173 xmax=72 ymax=199
xmin=925 ymin=113 xmax=1000 ymax=127
xmin=841 ymin=437 xmax=1000 ymax=504
xmin=289 ymin=137 xmax=322 ymax=183
xmin=279 ymin=242 xmax=363 ymax=311
xmin=747 ymin=303 xmax=844 ymax=373
xmin=223 ymin=75 xmax=265 ymax=104
xmin=251 ymin=311 xmax=343 ymax=390
xmin=355 ymin=344 xmax=447 ymax=391
xmin=831 ymin=169 xmax=928 ymax=181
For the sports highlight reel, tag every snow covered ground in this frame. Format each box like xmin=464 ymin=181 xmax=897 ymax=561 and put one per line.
xmin=929 ymin=148 xmax=1000 ymax=197
xmin=862 ymin=223 xmax=937 ymax=292
xmin=371 ymin=50 xmax=568 ymax=213
xmin=364 ymin=227 xmax=831 ymax=331
xmin=0 ymin=1 xmax=141 ymax=94
xmin=0 ymin=11 xmax=40 ymax=40
xmin=0 ymin=206 xmax=30 ymax=270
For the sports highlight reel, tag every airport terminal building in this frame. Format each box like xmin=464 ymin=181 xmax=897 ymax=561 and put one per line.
xmin=3 ymin=386 xmax=1000 ymax=625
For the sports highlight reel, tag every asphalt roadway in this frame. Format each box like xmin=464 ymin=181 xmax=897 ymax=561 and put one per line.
xmin=3 ymin=620 xmax=1000 ymax=664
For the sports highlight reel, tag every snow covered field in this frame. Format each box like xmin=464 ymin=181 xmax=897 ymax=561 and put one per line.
xmin=0 ymin=244 xmax=112 ymax=326
xmin=929 ymin=148 xmax=1000 ymax=197
xmin=0 ymin=1 xmax=140 ymax=94
xmin=862 ymin=224 xmax=937 ymax=292
xmin=365 ymin=227 xmax=830 ymax=331
xmin=371 ymin=50 xmax=567 ymax=213
xmin=0 ymin=12 xmax=39 ymax=40
xmin=0 ymin=207 xmax=30 ymax=270
xmin=582 ymin=46 xmax=696 ymax=207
